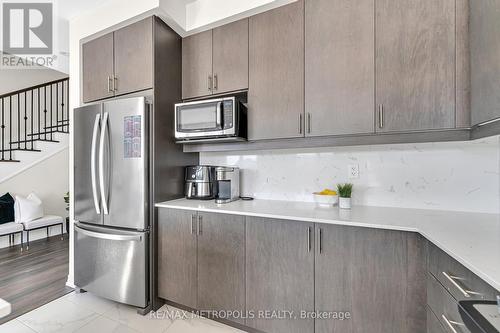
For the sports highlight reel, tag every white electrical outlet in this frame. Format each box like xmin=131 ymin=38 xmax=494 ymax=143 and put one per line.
xmin=348 ymin=164 xmax=360 ymax=179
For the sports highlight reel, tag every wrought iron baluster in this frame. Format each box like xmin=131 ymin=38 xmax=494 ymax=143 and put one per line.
xmin=44 ymin=86 xmax=47 ymax=140
xmin=24 ymin=92 xmax=27 ymax=149
xmin=50 ymin=84 xmax=53 ymax=140
xmin=56 ymin=82 xmax=59 ymax=132
xmin=38 ymin=88 xmax=41 ymax=140
xmin=31 ymin=90 xmax=34 ymax=150
xmin=9 ymin=96 xmax=12 ymax=160
xmin=17 ymin=93 xmax=20 ymax=151
xmin=1 ymin=98 xmax=4 ymax=161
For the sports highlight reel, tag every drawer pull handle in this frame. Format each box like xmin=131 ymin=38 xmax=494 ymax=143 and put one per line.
xmin=442 ymin=271 xmax=482 ymax=298
xmin=441 ymin=314 xmax=465 ymax=333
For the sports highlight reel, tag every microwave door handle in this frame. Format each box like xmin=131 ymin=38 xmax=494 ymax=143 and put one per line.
xmin=216 ymin=102 xmax=223 ymax=129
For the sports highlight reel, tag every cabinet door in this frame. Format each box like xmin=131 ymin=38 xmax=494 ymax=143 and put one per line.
xmin=470 ymin=0 xmax=500 ymax=125
xmin=158 ymin=209 xmax=197 ymax=308
xmin=248 ymin=1 xmax=304 ymax=140
xmin=427 ymin=307 xmax=446 ymax=333
xmin=114 ymin=17 xmax=153 ymax=96
xmin=305 ymin=0 xmax=374 ymax=136
xmin=182 ymin=30 xmax=213 ymax=99
xmin=246 ymin=217 xmax=314 ymax=333
xmin=376 ymin=0 xmax=455 ymax=132
xmin=82 ymin=33 xmax=114 ymax=103
xmin=197 ymin=212 xmax=246 ymax=324
xmin=316 ymin=225 xmax=426 ymax=333
xmin=212 ymin=19 xmax=249 ymax=95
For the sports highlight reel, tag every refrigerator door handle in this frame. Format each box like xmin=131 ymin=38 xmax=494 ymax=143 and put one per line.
xmin=99 ymin=111 xmax=109 ymax=215
xmin=75 ymin=224 xmax=143 ymax=242
xmin=91 ymin=114 xmax=101 ymax=215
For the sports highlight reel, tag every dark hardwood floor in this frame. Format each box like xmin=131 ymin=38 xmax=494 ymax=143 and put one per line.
xmin=0 ymin=235 xmax=72 ymax=324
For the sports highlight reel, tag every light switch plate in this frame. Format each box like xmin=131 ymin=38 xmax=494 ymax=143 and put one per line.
xmin=348 ymin=164 xmax=360 ymax=179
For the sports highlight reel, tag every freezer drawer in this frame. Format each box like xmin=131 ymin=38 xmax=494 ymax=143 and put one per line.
xmin=74 ymin=223 xmax=149 ymax=307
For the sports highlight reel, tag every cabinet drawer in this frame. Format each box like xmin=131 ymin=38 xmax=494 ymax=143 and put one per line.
xmin=427 ymin=306 xmax=446 ymax=333
xmin=428 ymin=244 xmax=498 ymax=301
xmin=427 ymin=273 xmax=471 ymax=333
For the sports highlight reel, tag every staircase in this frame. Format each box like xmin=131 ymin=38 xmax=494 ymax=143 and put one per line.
xmin=0 ymin=78 xmax=69 ymax=164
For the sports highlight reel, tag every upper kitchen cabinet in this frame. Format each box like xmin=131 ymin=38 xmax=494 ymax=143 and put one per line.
xmin=305 ymin=0 xmax=375 ymax=137
xmin=212 ymin=19 xmax=249 ymax=95
xmin=182 ymin=30 xmax=213 ymax=99
xmin=375 ymin=0 xmax=456 ymax=132
xmin=81 ymin=17 xmax=154 ymax=103
xmin=470 ymin=1 xmax=500 ymax=126
xmin=182 ymin=19 xmax=249 ymax=100
xmin=248 ymin=0 xmax=304 ymax=141
xmin=114 ymin=17 xmax=153 ymax=96
xmin=82 ymin=33 xmax=114 ymax=103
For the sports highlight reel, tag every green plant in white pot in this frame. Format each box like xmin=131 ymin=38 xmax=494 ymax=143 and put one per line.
xmin=337 ymin=183 xmax=353 ymax=209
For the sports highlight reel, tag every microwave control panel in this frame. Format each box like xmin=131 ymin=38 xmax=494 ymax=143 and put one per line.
xmin=223 ymin=100 xmax=234 ymax=129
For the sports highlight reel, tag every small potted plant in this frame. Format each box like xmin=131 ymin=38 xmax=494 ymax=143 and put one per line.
xmin=337 ymin=183 xmax=353 ymax=209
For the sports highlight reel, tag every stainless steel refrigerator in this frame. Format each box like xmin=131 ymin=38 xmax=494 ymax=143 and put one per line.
xmin=73 ymin=96 xmax=151 ymax=308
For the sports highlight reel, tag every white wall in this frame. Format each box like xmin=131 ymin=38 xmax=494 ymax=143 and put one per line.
xmin=0 ymin=66 xmax=67 ymax=95
xmin=0 ymin=148 xmax=69 ymax=249
xmin=201 ymin=136 xmax=500 ymax=214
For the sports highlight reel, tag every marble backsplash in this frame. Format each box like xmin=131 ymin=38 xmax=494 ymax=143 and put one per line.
xmin=200 ymin=136 xmax=500 ymax=214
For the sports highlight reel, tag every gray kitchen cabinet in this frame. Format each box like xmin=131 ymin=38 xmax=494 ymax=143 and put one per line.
xmin=305 ymin=0 xmax=375 ymax=137
xmin=182 ymin=19 xmax=248 ymax=100
xmin=212 ymin=19 xmax=249 ymax=95
xmin=82 ymin=17 xmax=154 ymax=103
xmin=246 ymin=217 xmax=314 ymax=333
xmin=248 ymin=0 xmax=304 ymax=140
xmin=315 ymin=224 xmax=426 ymax=333
xmin=158 ymin=208 xmax=197 ymax=308
xmin=375 ymin=0 xmax=456 ymax=132
xmin=470 ymin=0 xmax=500 ymax=126
xmin=114 ymin=17 xmax=153 ymax=96
xmin=182 ymin=30 xmax=213 ymax=99
xmin=427 ymin=307 xmax=445 ymax=333
xmin=82 ymin=33 xmax=114 ymax=103
xmin=197 ymin=212 xmax=245 ymax=323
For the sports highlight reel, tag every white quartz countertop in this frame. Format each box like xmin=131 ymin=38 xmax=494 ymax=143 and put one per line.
xmin=156 ymin=198 xmax=500 ymax=293
xmin=0 ymin=298 xmax=11 ymax=318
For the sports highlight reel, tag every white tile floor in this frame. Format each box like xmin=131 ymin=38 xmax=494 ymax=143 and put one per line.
xmin=0 ymin=292 xmax=247 ymax=333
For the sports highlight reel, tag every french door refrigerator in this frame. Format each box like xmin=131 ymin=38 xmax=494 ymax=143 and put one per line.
xmin=74 ymin=96 xmax=150 ymax=308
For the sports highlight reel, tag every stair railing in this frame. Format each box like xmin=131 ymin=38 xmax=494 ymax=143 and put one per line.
xmin=0 ymin=78 xmax=69 ymax=162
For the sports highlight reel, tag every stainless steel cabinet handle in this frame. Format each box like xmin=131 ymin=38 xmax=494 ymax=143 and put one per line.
xmin=107 ymin=76 xmax=112 ymax=93
xmin=213 ymin=74 xmax=218 ymax=91
xmin=190 ymin=214 xmax=195 ymax=235
xmin=319 ymin=228 xmax=323 ymax=254
xmin=91 ymin=114 xmax=101 ymax=215
xmin=198 ymin=215 xmax=202 ymax=235
xmin=208 ymin=75 xmax=213 ymax=92
xmin=298 ymin=114 xmax=303 ymax=134
xmin=442 ymin=272 xmax=481 ymax=298
xmin=307 ymin=113 xmax=312 ymax=134
xmin=99 ymin=111 xmax=109 ymax=215
xmin=441 ymin=314 xmax=465 ymax=333
xmin=378 ymin=104 xmax=384 ymax=129
xmin=75 ymin=225 xmax=142 ymax=242
xmin=113 ymin=76 xmax=118 ymax=92
xmin=307 ymin=227 xmax=312 ymax=252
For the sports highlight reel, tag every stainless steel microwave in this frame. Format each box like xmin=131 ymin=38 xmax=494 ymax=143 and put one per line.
xmin=175 ymin=96 xmax=247 ymax=143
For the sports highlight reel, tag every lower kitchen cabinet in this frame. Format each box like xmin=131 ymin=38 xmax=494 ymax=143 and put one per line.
xmin=246 ymin=217 xmax=315 ymax=333
xmin=197 ymin=212 xmax=246 ymax=323
xmin=158 ymin=209 xmax=197 ymax=308
xmin=315 ymin=224 xmax=426 ymax=333
xmin=427 ymin=307 xmax=446 ymax=333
